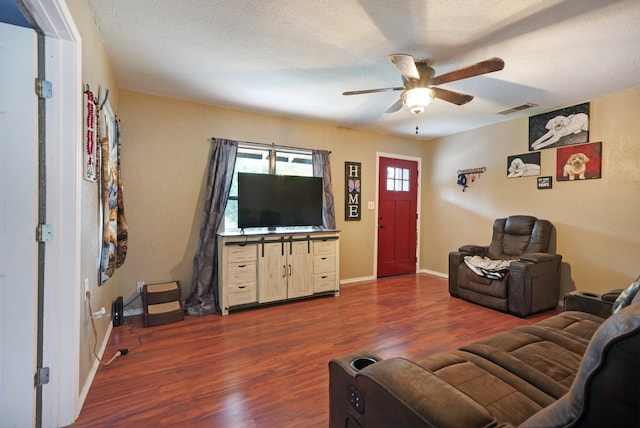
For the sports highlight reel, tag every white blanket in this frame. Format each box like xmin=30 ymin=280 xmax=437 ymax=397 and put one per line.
xmin=464 ymin=255 xmax=513 ymax=280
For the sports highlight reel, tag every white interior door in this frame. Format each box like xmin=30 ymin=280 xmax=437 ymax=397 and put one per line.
xmin=0 ymin=22 xmax=38 ymax=426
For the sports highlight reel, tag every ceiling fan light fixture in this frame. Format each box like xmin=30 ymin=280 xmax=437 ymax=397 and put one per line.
xmin=402 ymin=88 xmax=434 ymax=115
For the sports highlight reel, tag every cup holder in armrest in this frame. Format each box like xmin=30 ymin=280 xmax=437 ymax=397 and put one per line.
xmin=350 ymin=357 xmax=378 ymax=371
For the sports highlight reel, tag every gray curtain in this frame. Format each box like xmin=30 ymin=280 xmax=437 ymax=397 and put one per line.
xmin=185 ymin=139 xmax=238 ymax=316
xmin=312 ymin=150 xmax=336 ymax=230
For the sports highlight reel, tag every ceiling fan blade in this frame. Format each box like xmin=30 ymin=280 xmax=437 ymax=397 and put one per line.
xmin=384 ymin=98 xmax=404 ymax=113
xmin=388 ymin=53 xmax=420 ymax=81
xmin=343 ymin=87 xmax=403 ymax=96
xmin=431 ymin=57 xmax=505 ymax=86
xmin=431 ymin=87 xmax=474 ymax=105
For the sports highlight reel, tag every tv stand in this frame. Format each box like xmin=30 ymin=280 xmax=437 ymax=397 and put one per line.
xmin=217 ymin=230 xmax=340 ymax=315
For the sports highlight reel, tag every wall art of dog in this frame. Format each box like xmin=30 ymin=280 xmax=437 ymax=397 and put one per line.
xmin=556 ymin=142 xmax=602 ymax=181
xmin=529 ymin=102 xmax=590 ymax=150
xmin=506 ymin=152 xmax=541 ymax=178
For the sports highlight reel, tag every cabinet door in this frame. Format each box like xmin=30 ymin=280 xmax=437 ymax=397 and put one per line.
xmin=288 ymin=241 xmax=313 ymax=298
xmin=258 ymin=242 xmax=288 ymax=303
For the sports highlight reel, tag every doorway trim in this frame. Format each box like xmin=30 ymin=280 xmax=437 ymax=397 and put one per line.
xmin=21 ymin=0 xmax=82 ymax=425
xmin=374 ymin=152 xmax=422 ymax=277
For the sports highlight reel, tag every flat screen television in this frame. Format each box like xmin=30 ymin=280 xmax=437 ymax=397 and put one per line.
xmin=237 ymin=173 xmax=324 ymax=229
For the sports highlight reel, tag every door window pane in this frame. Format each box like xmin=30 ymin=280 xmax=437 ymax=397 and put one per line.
xmin=386 ymin=167 xmax=410 ymax=192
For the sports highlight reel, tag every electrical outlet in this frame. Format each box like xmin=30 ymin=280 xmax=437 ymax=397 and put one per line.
xmin=92 ymin=307 xmax=106 ymax=319
xmin=136 ymin=281 xmax=145 ymax=293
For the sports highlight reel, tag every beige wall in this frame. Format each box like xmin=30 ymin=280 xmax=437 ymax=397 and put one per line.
xmin=422 ymin=87 xmax=640 ymax=295
xmin=66 ymin=0 xmax=120 ymax=393
xmin=115 ymin=90 xmax=425 ymax=304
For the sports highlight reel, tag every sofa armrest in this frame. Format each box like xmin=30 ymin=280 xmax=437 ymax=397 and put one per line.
xmin=330 ymin=357 xmax=496 ymax=428
xmin=508 ymin=254 xmax=562 ymax=316
xmin=602 ymin=289 xmax=623 ymax=302
xmin=519 ymin=252 xmax=555 ymax=263
xmin=448 ymin=245 xmax=488 ymax=298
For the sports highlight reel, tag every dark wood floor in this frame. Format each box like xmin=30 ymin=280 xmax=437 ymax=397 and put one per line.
xmin=71 ymin=273 xmax=558 ymax=427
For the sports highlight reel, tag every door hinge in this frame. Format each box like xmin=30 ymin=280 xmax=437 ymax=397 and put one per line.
xmin=35 ymin=367 xmax=50 ymax=387
xmin=35 ymin=78 xmax=53 ymax=99
xmin=36 ymin=224 xmax=53 ymax=243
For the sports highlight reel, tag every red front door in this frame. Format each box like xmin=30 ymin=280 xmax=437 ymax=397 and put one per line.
xmin=377 ymin=157 xmax=418 ymax=277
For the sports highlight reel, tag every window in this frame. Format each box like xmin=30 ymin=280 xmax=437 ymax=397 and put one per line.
xmin=386 ymin=167 xmax=410 ymax=192
xmin=223 ymin=145 xmax=313 ymax=231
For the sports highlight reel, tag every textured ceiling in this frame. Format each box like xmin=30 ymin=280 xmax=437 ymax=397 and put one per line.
xmin=88 ymin=0 xmax=640 ymax=139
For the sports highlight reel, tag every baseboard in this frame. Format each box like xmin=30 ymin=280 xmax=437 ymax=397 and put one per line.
xmin=78 ymin=321 xmax=113 ymax=413
xmin=340 ymin=275 xmax=376 ymax=285
xmin=418 ymin=268 xmax=448 ymax=278
xmin=341 ymin=270 xmax=447 ymax=285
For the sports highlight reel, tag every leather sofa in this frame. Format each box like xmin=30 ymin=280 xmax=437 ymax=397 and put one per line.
xmin=329 ymin=290 xmax=640 ymax=427
xmin=449 ymin=215 xmax=562 ymax=317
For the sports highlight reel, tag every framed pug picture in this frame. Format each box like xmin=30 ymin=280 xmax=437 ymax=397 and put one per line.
xmin=556 ymin=142 xmax=602 ymax=181
xmin=529 ymin=102 xmax=589 ymax=151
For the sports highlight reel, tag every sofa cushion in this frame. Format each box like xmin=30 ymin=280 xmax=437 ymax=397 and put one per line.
xmin=458 ymin=263 xmax=508 ymax=298
xmin=504 ymin=215 xmax=537 ymax=235
xmin=521 ymin=300 xmax=640 ymax=427
xmin=533 ymin=310 xmax=604 ymax=341
xmin=462 ymin=329 xmax=583 ymax=394
xmin=487 ymin=216 xmax=553 ymax=259
xmin=415 ymin=351 xmax=553 ymax=426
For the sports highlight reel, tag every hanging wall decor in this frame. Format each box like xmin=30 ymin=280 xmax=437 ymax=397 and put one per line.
xmin=537 ymin=176 xmax=553 ymax=189
xmin=556 ymin=141 xmax=602 ymax=181
xmin=529 ymin=102 xmax=590 ymax=151
xmin=456 ymin=167 xmax=486 ymax=191
xmin=98 ymin=96 xmax=128 ymax=285
xmin=83 ymin=86 xmax=98 ymax=182
xmin=345 ymin=161 xmax=361 ymax=221
xmin=507 ymin=152 xmax=541 ymax=178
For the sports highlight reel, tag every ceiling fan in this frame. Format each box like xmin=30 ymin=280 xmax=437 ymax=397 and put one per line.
xmin=343 ymin=54 xmax=505 ymax=115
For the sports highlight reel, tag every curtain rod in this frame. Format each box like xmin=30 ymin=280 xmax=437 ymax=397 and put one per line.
xmin=210 ymin=138 xmax=330 ymax=154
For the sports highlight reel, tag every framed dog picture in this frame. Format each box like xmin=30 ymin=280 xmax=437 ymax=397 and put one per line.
xmin=556 ymin=141 xmax=602 ymax=181
xmin=507 ymin=152 xmax=541 ymax=178
xmin=529 ymin=102 xmax=589 ymax=151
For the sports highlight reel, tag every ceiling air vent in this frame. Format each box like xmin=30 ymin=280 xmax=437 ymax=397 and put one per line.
xmin=497 ymin=103 xmax=538 ymax=115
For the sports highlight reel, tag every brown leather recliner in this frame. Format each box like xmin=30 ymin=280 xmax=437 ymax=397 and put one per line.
xmin=448 ymin=215 xmax=562 ymax=317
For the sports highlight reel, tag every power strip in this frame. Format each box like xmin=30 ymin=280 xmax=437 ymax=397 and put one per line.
xmin=112 ymin=296 xmax=124 ymax=327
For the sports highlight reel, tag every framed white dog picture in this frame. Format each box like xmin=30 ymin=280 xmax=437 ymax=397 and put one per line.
xmin=507 ymin=152 xmax=541 ymax=178
xmin=556 ymin=141 xmax=602 ymax=181
xmin=529 ymin=102 xmax=590 ymax=151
